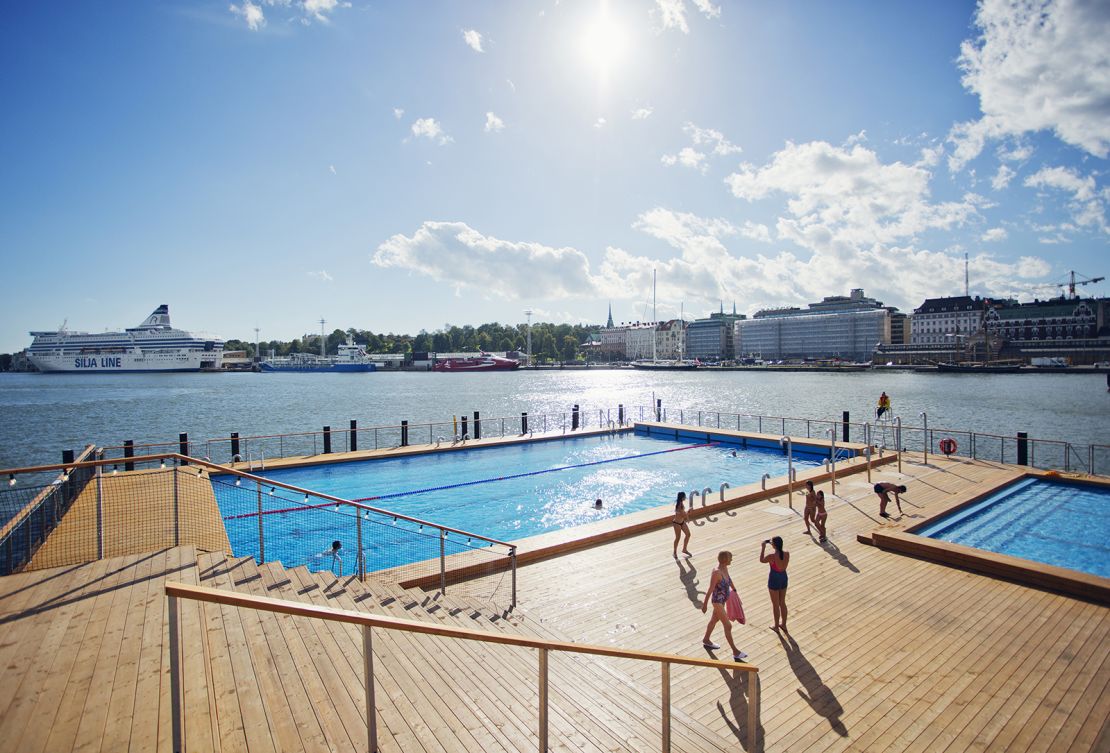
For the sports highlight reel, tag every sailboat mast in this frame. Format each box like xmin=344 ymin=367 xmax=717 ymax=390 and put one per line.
xmin=652 ymin=268 xmax=657 ymax=362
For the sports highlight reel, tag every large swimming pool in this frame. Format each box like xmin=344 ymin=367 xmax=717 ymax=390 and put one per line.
xmin=915 ymin=477 xmax=1110 ymax=579
xmin=212 ymin=431 xmax=823 ymax=571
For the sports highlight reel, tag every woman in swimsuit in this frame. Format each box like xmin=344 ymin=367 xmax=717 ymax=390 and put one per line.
xmin=760 ymin=536 xmax=790 ymax=632
xmin=701 ymin=550 xmax=747 ymax=661
xmin=672 ymin=491 xmax=691 ymax=557
xmin=802 ymin=480 xmax=817 ymax=536
xmin=814 ymin=490 xmax=828 ymax=543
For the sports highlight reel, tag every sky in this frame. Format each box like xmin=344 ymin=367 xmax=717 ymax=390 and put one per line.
xmin=1 ymin=0 xmax=1108 ymax=352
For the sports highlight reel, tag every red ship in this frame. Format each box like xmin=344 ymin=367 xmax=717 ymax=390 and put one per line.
xmin=433 ymin=353 xmax=521 ymax=372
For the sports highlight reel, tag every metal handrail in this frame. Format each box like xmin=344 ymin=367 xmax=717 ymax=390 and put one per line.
xmin=166 ymin=582 xmax=759 ymax=753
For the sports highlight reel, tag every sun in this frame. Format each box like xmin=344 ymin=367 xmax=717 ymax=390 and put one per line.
xmin=578 ymin=2 xmax=629 ymax=81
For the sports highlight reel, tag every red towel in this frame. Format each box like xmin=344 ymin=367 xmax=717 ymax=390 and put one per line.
xmin=726 ymin=590 xmax=745 ymax=624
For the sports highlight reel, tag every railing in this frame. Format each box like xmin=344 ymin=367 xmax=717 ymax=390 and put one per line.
xmin=0 ymin=445 xmax=97 ymax=575
xmin=630 ymin=405 xmax=1110 ymax=476
xmin=166 ymin=582 xmax=759 ymax=753
xmin=0 ymin=453 xmax=517 ymax=608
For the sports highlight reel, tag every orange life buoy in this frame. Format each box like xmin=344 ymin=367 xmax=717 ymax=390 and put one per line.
xmin=939 ymin=438 xmax=957 ymax=456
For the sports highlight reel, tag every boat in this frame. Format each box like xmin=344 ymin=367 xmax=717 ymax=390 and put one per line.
xmin=433 ymin=353 xmax=520 ymax=372
xmin=26 ymin=305 xmax=223 ymax=373
xmin=936 ymin=361 xmax=1026 ymax=374
xmin=260 ymin=338 xmax=377 ymax=373
xmin=631 ymin=359 xmax=699 ymax=370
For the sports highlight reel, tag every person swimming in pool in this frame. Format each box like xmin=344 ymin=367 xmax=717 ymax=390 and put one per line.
xmin=760 ymin=537 xmax=790 ymax=632
xmin=672 ymin=491 xmax=692 ymax=557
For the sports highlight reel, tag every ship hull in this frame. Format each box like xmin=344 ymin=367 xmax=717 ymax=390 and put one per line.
xmin=259 ymin=363 xmax=376 ymax=373
xmin=28 ymin=351 xmax=219 ymax=373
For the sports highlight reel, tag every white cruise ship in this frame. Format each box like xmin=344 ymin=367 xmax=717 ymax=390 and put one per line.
xmin=27 ymin=305 xmax=224 ymax=373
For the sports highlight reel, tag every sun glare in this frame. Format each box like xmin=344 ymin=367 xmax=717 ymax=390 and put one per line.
xmin=579 ymin=2 xmax=629 ymax=80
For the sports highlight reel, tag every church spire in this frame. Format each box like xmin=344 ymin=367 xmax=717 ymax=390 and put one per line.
xmin=606 ymin=302 xmax=614 ymax=328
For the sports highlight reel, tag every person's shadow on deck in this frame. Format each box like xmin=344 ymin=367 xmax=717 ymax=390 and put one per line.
xmin=778 ymin=631 xmax=847 ymax=737
xmin=820 ymin=540 xmax=859 ymax=573
xmin=676 ymin=558 xmax=701 ymax=608
xmin=716 ymin=666 xmax=763 ymax=751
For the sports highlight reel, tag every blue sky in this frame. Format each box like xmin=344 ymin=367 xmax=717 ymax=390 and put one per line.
xmin=2 ymin=0 xmax=1108 ymax=351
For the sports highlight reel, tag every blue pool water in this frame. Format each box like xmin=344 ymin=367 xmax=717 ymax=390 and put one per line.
xmin=211 ymin=432 xmax=823 ymax=571
xmin=915 ymin=478 xmax=1110 ymax=578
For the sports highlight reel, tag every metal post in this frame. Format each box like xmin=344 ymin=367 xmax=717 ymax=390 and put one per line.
xmin=439 ymin=531 xmax=446 ymax=595
xmin=510 ymin=547 xmax=518 ymax=609
xmin=661 ymin=661 xmax=671 ymax=753
xmin=1017 ymin=431 xmax=1029 ymax=466
xmin=169 ymin=595 xmax=183 ymax=753
xmin=173 ymin=466 xmax=180 ymax=546
xmin=323 ymin=426 xmax=332 ymax=454
xmin=350 ymin=420 xmax=358 ymax=452
xmin=780 ymin=437 xmax=793 ymax=509
xmin=895 ymin=417 xmax=902 ymax=474
xmin=828 ymin=429 xmax=837 ymax=495
xmin=95 ymin=463 xmax=104 ymax=559
xmin=231 ymin=432 xmax=240 ymax=460
xmin=401 ymin=421 xmax=408 ymax=448
xmin=257 ymin=481 xmax=265 ymax=564
xmin=864 ymin=423 xmax=872 ymax=483
xmin=842 ymin=411 xmax=849 ymax=443
xmin=522 ymin=412 xmax=528 ymax=434
xmin=473 ymin=411 xmax=481 ymax=440
xmin=538 ymin=648 xmax=549 ymax=753
xmin=124 ymin=440 xmax=135 ymax=471
xmin=920 ymin=412 xmax=928 ymax=465
xmin=179 ymin=433 xmax=189 ymax=465
xmin=357 ymin=514 xmax=365 ymax=581
xmin=364 ymin=625 xmax=378 ymax=753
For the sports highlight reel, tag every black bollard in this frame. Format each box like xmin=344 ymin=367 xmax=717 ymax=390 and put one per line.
xmin=231 ymin=432 xmax=240 ymax=460
xmin=401 ymin=420 xmax=409 ymax=447
xmin=618 ymin=404 xmax=625 ymax=424
xmin=62 ymin=449 xmax=74 ymax=465
xmin=473 ymin=411 xmax=481 ymax=440
xmin=522 ymin=412 xmax=528 ymax=434
xmin=572 ymin=404 xmax=580 ymax=430
xmin=323 ymin=426 xmax=332 ymax=454
xmin=123 ymin=440 xmax=134 ymax=472
xmin=1017 ymin=431 xmax=1028 ymax=466
xmin=461 ymin=416 xmax=468 ymax=438
xmin=656 ymin=398 xmax=662 ymax=422
xmin=842 ymin=411 xmax=850 ymax=443
xmin=179 ymin=433 xmax=189 ymax=465
xmin=350 ymin=420 xmax=358 ymax=452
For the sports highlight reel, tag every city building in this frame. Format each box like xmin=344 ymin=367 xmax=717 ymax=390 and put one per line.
xmin=624 ymin=323 xmax=657 ymax=360
xmin=734 ymin=289 xmax=892 ymax=362
xmin=909 ymin=296 xmax=988 ymax=346
xmin=686 ymin=305 xmax=745 ymax=361
xmin=655 ymin=319 xmax=686 ymax=360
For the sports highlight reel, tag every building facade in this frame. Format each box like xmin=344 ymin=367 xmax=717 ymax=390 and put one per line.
xmin=625 ymin=324 xmax=657 ymax=360
xmin=910 ymin=296 xmax=988 ymax=346
xmin=655 ymin=320 xmax=686 ymax=360
xmin=735 ymin=308 xmax=890 ymax=361
xmin=686 ymin=311 xmax=745 ymax=361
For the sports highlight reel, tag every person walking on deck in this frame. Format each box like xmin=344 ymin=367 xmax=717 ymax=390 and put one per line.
xmin=760 ymin=537 xmax=790 ymax=632
xmin=672 ymin=491 xmax=692 ymax=557
xmin=802 ymin=480 xmax=818 ymax=536
xmin=874 ymin=482 xmax=907 ymax=518
xmin=701 ymin=551 xmax=747 ymax=661
xmin=814 ymin=490 xmax=828 ymax=543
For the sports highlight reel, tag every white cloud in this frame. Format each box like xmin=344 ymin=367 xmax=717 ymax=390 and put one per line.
xmin=409 ymin=118 xmax=453 ymax=146
xmin=651 ymin=0 xmax=720 ymax=33
xmin=328 ymin=164 xmax=336 ymax=175
xmin=302 ymin=0 xmax=345 ymax=24
xmin=230 ymin=0 xmax=265 ymax=30
xmin=484 ymin=112 xmax=505 ymax=133
xmin=1024 ymin=165 xmax=1108 ymax=232
xmin=948 ymin=0 xmax=1110 ymax=171
xmin=991 ymin=164 xmax=1016 ymax=190
xmin=662 ymin=122 xmax=741 ymax=173
xmin=462 ymin=28 xmax=484 ymax=52
xmin=739 ymin=221 xmax=772 ymax=243
xmin=308 ymin=270 xmax=333 ymax=282
xmin=372 ymin=222 xmax=606 ymax=299
xmin=631 ymin=107 xmax=654 ymax=120
xmin=726 ymin=139 xmax=982 ymax=246
xmin=981 ymin=227 xmax=1008 ymax=242
xmin=393 ymin=107 xmax=404 ymax=120
xmin=997 ymin=142 xmax=1033 ymax=162
xmin=594 ymin=117 xmax=607 ymax=129
xmin=661 ymin=147 xmax=706 ymax=172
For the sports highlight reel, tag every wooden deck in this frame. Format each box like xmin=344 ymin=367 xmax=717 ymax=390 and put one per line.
xmin=0 ymin=451 xmax=1106 ymax=751
xmin=28 ymin=468 xmax=231 ymax=570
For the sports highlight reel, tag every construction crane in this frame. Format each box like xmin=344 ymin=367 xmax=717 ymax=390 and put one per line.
xmin=1057 ymin=270 xmax=1104 ymax=299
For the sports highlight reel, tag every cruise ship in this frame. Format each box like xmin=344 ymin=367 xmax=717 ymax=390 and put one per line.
xmin=27 ymin=305 xmax=223 ymax=372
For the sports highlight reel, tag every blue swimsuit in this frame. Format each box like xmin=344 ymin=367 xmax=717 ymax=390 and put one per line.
xmin=711 ymin=572 xmax=732 ymax=604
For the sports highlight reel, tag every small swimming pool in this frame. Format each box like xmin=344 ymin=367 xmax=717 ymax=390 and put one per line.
xmin=212 ymin=431 xmax=825 ymax=571
xmin=915 ymin=477 xmax=1110 ymax=579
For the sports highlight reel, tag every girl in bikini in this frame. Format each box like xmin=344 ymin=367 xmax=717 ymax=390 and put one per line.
xmin=672 ymin=491 xmax=691 ymax=557
xmin=760 ymin=536 xmax=790 ymax=632
xmin=803 ymin=480 xmax=818 ymax=536
xmin=701 ymin=550 xmax=747 ymax=661
xmin=814 ymin=490 xmax=828 ymax=543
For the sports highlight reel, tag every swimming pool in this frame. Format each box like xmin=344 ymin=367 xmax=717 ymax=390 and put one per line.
xmin=212 ymin=431 xmax=824 ymax=571
xmin=914 ymin=477 xmax=1110 ymax=579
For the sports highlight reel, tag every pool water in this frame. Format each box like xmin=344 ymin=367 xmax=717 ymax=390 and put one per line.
xmin=915 ymin=478 xmax=1110 ymax=579
xmin=212 ymin=432 xmax=821 ymax=570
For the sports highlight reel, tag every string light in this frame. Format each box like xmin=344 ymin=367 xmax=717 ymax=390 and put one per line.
xmin=304 ymin=494 xmax=309 ymax=503
xmin=392 ymin=516 xmax=397 ymax=525
xmin=112 ymin=465 xmax=118 ymax=476
xmin=159 ymin=459 xmax=166 ymax=469
xmin=269 ymin=487 xmax=275 ymax=496
xmin=234 ymin=477 xmax=241 ymax=487
xmin=7 ymin=474 xmax=14 ymax=487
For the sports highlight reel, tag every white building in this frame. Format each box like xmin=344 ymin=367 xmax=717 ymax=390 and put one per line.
xmin=910 ymin=296 xmax=987 ymax=346
xmin=625 ymin=324 xmax=657 ymax=360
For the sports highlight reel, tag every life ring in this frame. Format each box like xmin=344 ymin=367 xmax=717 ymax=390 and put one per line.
xmin=939 ymin=438 xmax=958 ymax=456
